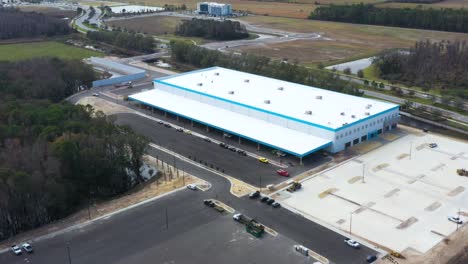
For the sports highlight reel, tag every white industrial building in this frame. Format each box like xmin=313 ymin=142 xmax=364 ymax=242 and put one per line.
xmin=197 ymin=2 xmax=232 ymax=16
xmin=130 ymin=67 xmax=399 ymax=160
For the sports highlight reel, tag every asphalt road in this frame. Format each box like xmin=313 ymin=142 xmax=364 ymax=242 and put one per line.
xmin=114 ymin=111 xmax=332 ymax=187
xmin=2 ymin=88 xmax=378 ymax=264
xmin=0 ymin=145 xmax=377 ymax=264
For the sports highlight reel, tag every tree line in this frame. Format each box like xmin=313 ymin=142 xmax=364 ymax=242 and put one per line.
xmin=175 ymin=18 xmax=249 ymax=41
xmin=0 ymin=58 xmax=95 ymax=102
xmin=309 ymin=4 xmax=468 ymax=33
xmin=373 ymin=40 xmax=468 ymax=99
xmin=0 ymin=7 xmax=71 ymax=40
xmin=0 ymin=58 xmax=148 ymax=240
xmin=170 ymin=40 xmax=363 ymax=96
xmin=87 ymin=30 xmax=155 ymax=53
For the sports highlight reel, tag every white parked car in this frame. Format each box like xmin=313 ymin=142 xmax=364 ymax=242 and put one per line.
xmin=11 ymin=245 xmax=21 ymax=255
xmin=186 ymin=184 xmax=197 ymax=190
xmin=448 ymin=216 xmax=463 ymax=224
xmin=22 ymin=243 xmax=33 ymax=253
xmin=344 ymin=238 xmax=360 ymax=248
xmin=92 ymin=93 xmax=99 ymax=97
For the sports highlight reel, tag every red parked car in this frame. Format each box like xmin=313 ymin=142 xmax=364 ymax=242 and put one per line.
xmin=276 ymin=169 xmax=289 ymax=177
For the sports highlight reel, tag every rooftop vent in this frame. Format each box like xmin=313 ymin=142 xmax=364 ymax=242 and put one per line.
xmin=340 ymin=112 xmax=345 ymax=116
xmin=366 ymin=104 xmax=373 ymax=109
xmin=264 ymin=100 xmax=271 ymax=104
xmin=197 ymin=83 xmax=203 ymax=86
xmin=228 ymin=91 xmax=234 ymax=94
xmin=316 ymin=95 xmax=323 ymax=100
xmin=278 ymin=87 xmax=284 ymax=91
xmin=304 ymin=110 xmax=312 ymax=115
xmin=351 ymin=115 xmax=356 ymax=118
xmin=364 ymin=112 xmax=370 ymax=116
xmin=214 ymin=72 xmax=220 ymax=76
xmin=244 ymin=79 xmax=250 ymax=83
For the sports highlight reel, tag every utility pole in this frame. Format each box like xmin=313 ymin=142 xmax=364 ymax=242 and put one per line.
xmin=349 ymin=213 xmax=353 ymax=235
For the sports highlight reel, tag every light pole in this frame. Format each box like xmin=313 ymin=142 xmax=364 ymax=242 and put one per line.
xmin=67 ymin=244 xmax=72 ymax=264
xmin=259 ymin=175 xmax=262 ymax=191
xmin=165 ymin=207 xmax=169 ymax=230
xmin=362 ymin=163 xmax=366 ymax=183
xmin=409 ymin=141 xmax=413 ymax=160
xmin=349 ymin=212 xmax=353 ymax=235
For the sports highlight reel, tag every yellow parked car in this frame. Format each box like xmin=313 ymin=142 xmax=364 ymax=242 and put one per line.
xmin=258 ymin=157 xmax=269 ymax=164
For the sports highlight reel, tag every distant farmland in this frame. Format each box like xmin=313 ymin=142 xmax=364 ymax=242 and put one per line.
xmin=0 ymin=41 xmax=102 ymax=62
xmin=107 ymin=16 xmax=186 ymax=35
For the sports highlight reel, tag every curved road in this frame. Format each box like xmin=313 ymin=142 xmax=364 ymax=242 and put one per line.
xmin=0 ymin=85 xmax=378 ymax=264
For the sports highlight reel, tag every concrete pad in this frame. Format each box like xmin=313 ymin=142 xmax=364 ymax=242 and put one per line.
xmin=282 ymin=132 xmax=468 ymax=254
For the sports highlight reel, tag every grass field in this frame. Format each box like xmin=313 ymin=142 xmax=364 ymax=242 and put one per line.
xmin=18 ymin=5 xmax=77 ymax=18
xmin=377 ymin=0 xmax=468 ymax=9
xmin=0 ymin=41 xmax=102 ymax=62
xmin=107 ymin=16 xmax=186 ymax=35
xmin=231 ymin=15 xmax=468 ymax=65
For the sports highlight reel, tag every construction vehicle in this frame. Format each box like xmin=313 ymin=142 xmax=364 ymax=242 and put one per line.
xmin=390 ymin=251 xmax=405 ymax=259
xmin=457 ymin=169 xmax=468 ymax=177
xmin=287 ymin=181 xmax=302 ymax=192
xmin=246 ymin=219 xmax=265 ymax=238
xmin=233 ymin=213 xmax=265 ymax=238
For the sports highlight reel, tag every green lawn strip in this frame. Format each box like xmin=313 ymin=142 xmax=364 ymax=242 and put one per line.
xmin=361 ymin=87 xmax=467 ymax=116
xmin=443 ymin=119 xmax=468 ymax=132
xmin=0 ymin=41 xmax=102 ymax=61
xmin=157 ymin=34 xmax=210 ymax=45
xmin=83 ymin=22 xmax=101 ymax=31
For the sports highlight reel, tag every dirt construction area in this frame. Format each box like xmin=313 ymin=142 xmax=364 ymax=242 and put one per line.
xmin=280 ymin=129 xmax=468 ymax=255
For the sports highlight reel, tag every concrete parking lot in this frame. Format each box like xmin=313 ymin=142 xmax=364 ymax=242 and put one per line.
xmin=280 ymin=129 xmax=468 ymax=253
xmin=0 ymin=185 xmax=318 ymax=264
xmin=114 ymin=112 xmax=331 ymax=187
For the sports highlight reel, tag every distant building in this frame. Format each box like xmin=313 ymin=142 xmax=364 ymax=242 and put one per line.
xmin=197 ymin=2 xmax=232 ymax=16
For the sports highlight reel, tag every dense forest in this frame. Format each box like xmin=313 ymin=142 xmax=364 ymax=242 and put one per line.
xmin=309 ymin=4 xmax=468 ymax=33
xmin=0 ymin=7 xmax=71 ymax=39
xmin=0 ymin=58 xmax=148 ymax=240
xmin=175 ymin=18 xmax=249 ymax=40
xmin=0 ymin=58 xmax=95 ymax=102
xmin=170 ymin=40 xmax=363 ymax=96
xmin=87 ymin=30 xmax=155 ymax=53
xmin=373 ymin=41 xmax=468 ymax=99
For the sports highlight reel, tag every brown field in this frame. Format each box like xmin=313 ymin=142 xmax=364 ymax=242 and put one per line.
xmin=112 ymin=0 xmax=377 ymax=19
xmin=232 ymin=15 xmax=468 ymax=65
xmin=107 ymin=16 xmax=186 ymax=35
xmin=231 ymin=39 xmax=377 ymax=65
xmin=18 ymin=6 xmax=76 ymax=18
xmin=107 ymin=0 xmax=468 ymax=19
xmin=377 ymin=0 xmax=468 ymax=9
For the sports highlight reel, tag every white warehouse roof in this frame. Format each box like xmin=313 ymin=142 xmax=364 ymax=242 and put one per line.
xmin=130 ymin=89 xmax=332 ymax=157
xmin=156 ymin=67 xmax=398 ymax=131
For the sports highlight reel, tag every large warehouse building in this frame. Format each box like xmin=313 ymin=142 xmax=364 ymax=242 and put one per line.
xmin=130 ymin=67 xmax=399 ymax=160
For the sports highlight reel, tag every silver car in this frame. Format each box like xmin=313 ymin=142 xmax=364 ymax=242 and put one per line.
xmin=11 ymin=245 xmax=21 ymax=255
